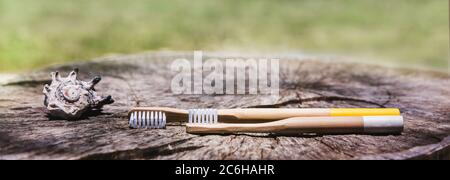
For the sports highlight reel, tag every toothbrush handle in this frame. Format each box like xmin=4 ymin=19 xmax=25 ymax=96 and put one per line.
xmin=186 ymin=116 xmax=403 ymax=134
xmin=218 ymin=108 xmax=400 ymax=122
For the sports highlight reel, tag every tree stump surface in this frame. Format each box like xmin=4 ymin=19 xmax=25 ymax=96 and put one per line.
xmin=0 ymin=52 xmax=449 ymax=160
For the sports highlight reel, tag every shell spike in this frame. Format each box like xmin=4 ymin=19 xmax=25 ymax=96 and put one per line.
xmin=68 ymin=69 xmax=78 ymax=82
xmin=51 ymin=71 xmax=61 ymax=82
xmin=87 ymin=76 xmax=102 ymax=89
xmin=43 ymin=84 xmax=50 ymax=94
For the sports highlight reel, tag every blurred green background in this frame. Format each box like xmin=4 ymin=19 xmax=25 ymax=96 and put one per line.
xmin=0 ymin=0 xmax=448 ymax=72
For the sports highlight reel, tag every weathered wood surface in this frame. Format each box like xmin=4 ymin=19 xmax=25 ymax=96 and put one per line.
xmin=0 ymin=52 xmax=449 ymax=160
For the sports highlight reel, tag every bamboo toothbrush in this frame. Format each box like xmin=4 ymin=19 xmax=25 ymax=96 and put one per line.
xmin=186 ymin=116 xmax=404 ymax=135
xmin=128 ymin=107 xmax=400 ymax=129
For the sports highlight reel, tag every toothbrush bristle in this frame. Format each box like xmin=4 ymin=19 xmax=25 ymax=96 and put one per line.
xmin=188 ymin=109 xmax=218 ymax=124
xmin=129 ymin=111 xmax=166 ymax=129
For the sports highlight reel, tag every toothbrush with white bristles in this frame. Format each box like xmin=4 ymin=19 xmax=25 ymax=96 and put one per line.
xmin=127 ymin=107 xmax=401 ymax=129
xmin=185 ymin=116 xmax=404 ymax=135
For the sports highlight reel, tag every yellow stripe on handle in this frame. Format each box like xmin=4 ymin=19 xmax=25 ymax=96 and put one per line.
xmin=330 ymin=108 xmax=400 ymax=116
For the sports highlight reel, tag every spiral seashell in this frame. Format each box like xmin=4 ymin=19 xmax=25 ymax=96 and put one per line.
xmin=43 ymin=68 xmax=114 ymax=120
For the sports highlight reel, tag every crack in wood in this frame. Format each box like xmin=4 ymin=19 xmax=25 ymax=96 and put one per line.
xmin=359 ymin=136 xmax=450 ymax=160
xmin=222 ymin=135 xmax=245 ymax=160
xmin=79 ymin=137 xmax=201 ymax=160
xmin=382 ymin=90 xmax=393 ymax=106
xmin=246 ymin=95 xmax=386 ymax=108
xmin=314 ymin=137 xmax=355 ymax=158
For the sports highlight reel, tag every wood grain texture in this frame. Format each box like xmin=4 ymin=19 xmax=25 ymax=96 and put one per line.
xmin=0 ymin=51 xmax=449 ymax=160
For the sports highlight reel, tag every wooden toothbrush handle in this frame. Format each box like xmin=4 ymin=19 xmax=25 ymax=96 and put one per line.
xmin=186 ymin=116 xmax=404 ymax=135
xmin=218 ymin=108 xmax=400 ymax=123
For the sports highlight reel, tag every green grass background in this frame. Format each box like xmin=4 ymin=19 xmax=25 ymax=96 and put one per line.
xmin=0 ymin=0 xmax=448 ymax=72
